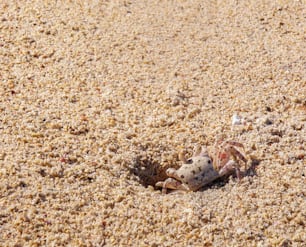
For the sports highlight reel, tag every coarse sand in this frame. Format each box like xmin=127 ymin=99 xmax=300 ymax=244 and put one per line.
xmin=0 ymin=1 xmax=305 ymax=246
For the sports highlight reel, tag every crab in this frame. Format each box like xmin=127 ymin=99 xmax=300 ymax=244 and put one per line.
xmin=155 ymin=140 xmax=247 ymax=193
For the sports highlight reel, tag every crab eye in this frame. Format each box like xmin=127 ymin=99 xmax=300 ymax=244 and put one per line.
xmin=208 ymin=159 xmax=211 ymax=164
xmin=186 ymin=159 xmax=193 ymax=164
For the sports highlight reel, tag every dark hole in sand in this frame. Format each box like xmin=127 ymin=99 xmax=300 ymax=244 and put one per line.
xmin=129 ymin=156 xmax=169 ymax=188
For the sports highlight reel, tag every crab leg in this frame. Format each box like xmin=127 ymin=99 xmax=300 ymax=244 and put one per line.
xmin=156 ymin=178 xmax=189 ymax=194
xmin=219 ymin=160 xmax=242 ymax=180
xmin=228 ymin=146 xmax=247 ymax=162
xmin=215 ymin=149 xmax=230 ymax=170
xmin=222 ymin=146 xmax=247 ymax=171
xmin=224 ymin=140 xmax=244 ymax=149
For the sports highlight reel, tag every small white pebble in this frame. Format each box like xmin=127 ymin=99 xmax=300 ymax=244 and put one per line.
xmin=236 ymin=228 xmax=245 ymax=235
xmin=232 ymin=113 xmax=245 ymax=125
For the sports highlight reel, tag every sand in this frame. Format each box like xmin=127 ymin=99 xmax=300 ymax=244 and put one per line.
xmin=0 ymin=0 xmax=305 ymax=246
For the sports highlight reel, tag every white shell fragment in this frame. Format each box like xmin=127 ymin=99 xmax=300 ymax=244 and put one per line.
xmin=232 ymin=113 xmax=245 ymax=126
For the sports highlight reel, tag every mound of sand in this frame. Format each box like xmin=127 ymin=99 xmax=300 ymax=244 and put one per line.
xmin=0 ymin=1 xmax=305 ymax=246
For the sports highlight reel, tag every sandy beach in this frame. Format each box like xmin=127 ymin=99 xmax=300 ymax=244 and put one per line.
xmin=0 ymin=1 xmax=305 ymax=246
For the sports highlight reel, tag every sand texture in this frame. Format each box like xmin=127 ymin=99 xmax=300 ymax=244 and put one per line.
xmin=0 ymin=0 xmax=305 ymax=246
